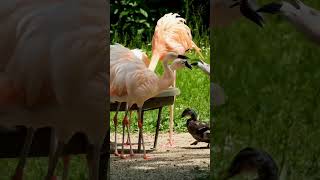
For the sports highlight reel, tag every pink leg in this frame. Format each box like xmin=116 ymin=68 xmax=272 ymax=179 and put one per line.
xmin=120 ymin=112 xmax=128 ymax=159
xmin=124 ymin=111 xmax=132 ymax=146
xmin=113 ymin=103 xmax=121 ymax=156
xmin=62 ymin=156 xmax=70 ymax=180
xmin=137 ymin=108 xmax=152 ymax=160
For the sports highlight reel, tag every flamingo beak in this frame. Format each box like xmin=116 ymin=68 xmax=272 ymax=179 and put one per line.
xmin=230 ymin=0 xmax=265 ymax=27
xmin=177 ymin=55 xmax=188 ymax=59
xmin=256 ymin=2 xmax=283 ymax=14
xmin=183 ymin=60 xmax=193 ymax=70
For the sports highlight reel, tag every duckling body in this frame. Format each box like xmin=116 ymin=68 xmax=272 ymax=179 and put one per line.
xmin=181 ymin=108 xmax=210 ymax=147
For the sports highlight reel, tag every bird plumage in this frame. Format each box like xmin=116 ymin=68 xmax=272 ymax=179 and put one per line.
xmin=181 ymin=108 xmax=210 ymax=146
xmin=110 ymin=43 xmax=192 ymax=159
xmin=149 ymin=13 xmax=203 ymax=71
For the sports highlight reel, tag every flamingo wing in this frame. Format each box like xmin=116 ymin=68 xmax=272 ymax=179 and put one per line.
xmin=110 ymin=44 xmax=147 ymax=97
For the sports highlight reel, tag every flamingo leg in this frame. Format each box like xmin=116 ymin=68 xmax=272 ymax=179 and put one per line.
xmin=137 ymin=107 xmax=150 ymax=159
xmin=162 ymin=71 xmax=176 ymax=148
xmin=125 ymin=111 xmax=133 ymax=146
xmin=12 ymin=127 xmax=35 ymax=180
xmin=120 ymin=103 xmax=129 ymax=159
xmin=125 ymin=106 xmax=134 ymax=157
xmin=87 ymin=143 xmax=101 ymax=180
xmin=45 ymin=128 xmax=64 ymax=180
xmin=62 ymin=156 xmax=71 ymax=180
xmin=169 ymin=71 xmax=176 ymax=147
xmin=113 ymin=102 xmax=121 ymax=156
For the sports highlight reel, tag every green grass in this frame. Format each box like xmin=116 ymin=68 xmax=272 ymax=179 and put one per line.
xmin=211 ymin=1 xmax=320 ymax=179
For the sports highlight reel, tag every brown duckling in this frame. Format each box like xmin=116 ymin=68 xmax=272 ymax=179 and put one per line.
xmin=181 ymin=108 xmax=210 ymax=147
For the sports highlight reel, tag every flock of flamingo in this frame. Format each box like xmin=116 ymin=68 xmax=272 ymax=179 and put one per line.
xmin=110 ymin=13 xmax=204 ymax=159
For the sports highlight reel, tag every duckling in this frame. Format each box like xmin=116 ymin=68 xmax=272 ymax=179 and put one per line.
xmin=181 ymin=108 xmax=210 ymax=147
xmin=224 ymin=147 xmax=279 ymax=180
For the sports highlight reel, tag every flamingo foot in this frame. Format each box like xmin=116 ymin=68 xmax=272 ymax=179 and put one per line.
xmin=12 ymin=168 xmax=23 ymax=180
xmin=124 ymin=140 xmax=130 ymax=146
xmin=161 ymin=139 xmax=176 ymax=148
xmin=129 ymin=151 xmax=135 ymax=157
xmin=120 ymin=154 xmax=128 ymax=159
xmin=143 ymin=154 xmax=152 ymax=160
xmin=114 ymin=150 xmax=120 ymax=156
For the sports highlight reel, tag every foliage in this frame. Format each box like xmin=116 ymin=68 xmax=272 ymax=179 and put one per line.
xmin=111 ymin=0 xmax=209 ymax=44
xmin=111 ymin=0 xmax=153 ymax=42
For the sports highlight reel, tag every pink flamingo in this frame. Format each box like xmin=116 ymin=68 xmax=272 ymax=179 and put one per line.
xmin=110 ymin=43 xmax=192 ymax=159
xmin=148 ymin=13 xmax=204 ymax=147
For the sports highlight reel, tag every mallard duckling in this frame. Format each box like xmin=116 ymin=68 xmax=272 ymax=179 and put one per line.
xmin=181 ymin=108 xmax=210 ymax=147
xmin=224 ymin=147 xmax=279 ymax=180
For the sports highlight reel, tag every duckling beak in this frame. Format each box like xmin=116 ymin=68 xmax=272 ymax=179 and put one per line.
xmin=230 ymin=0 xmax=265 ymax=27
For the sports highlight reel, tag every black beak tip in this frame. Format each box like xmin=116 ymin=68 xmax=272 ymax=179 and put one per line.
xmin=191 ymin=62 xmax=198 ymax=66
xmin=178 ymin=54 xmax=188 ymax=59
xmin=185 ymin=62 xmax=193 ymax=70
xmin=256 ymin=2 xmax=283 ymax=14
xmin=238 ymin=0 xmax=265 ymax=28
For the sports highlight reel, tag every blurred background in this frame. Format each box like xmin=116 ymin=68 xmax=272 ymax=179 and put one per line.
xmin=211 ymin=0 xmax=320 ymax=179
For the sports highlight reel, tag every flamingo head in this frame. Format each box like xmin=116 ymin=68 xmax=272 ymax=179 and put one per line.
xmin=164 ymin=52 xmax=192 ymax=70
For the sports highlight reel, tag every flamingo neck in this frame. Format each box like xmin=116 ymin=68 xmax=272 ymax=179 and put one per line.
xmin=148 ymin=53 xmax=161 ymax=71
xmin=158 ymin=58 xmax=174 ymax=91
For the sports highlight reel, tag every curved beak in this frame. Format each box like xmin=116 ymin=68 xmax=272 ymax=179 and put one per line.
xmin=230 ymin=0 xmax=264 ymax=27
xmin=177 ymin=54 xmax=188 ymax=59
xmin=183 ymin=60 xmax=193 ymax=70
xmin=256 ymin=2 xmax=283 ymax=14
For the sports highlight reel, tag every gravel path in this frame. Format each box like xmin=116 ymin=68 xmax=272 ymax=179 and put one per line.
xmin=110 ymin=133 xmax=210 ymax=180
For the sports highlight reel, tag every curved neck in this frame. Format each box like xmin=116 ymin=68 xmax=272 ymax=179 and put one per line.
xmin=148 ymin=53 xmax=161 ymax=71
xmin=158 ymin=56 xmax=175 ymax=90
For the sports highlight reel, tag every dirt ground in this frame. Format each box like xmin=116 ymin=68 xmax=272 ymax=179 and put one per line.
xmin=110 ymin=132 xmax=210 ymax=180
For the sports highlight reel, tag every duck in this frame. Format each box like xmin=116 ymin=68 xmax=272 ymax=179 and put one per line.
xmin=181 ymin=108 xmax=210 ymax=147
xmin=224 ymin=147 xmax=279 ymax=180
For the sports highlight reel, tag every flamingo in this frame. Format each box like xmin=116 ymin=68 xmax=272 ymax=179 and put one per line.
xmin=0 ymin=0 xmax=107 ymax=179
xmin=110 ymin=43 xmax=192 ymax=159
xmin=147 ymin=13 xmax=205 ymax=147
